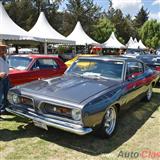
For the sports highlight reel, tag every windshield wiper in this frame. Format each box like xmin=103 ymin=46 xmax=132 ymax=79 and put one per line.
xmin=82 ymin=72 xmax=108 ymax=80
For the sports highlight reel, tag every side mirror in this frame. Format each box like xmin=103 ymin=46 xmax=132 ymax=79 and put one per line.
xmin=32 ymin=66 xmax=40 ymax=71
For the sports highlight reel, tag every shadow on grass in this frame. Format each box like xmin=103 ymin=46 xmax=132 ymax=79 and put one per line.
xmin=0 ymin=92 xmax=160 ymax=156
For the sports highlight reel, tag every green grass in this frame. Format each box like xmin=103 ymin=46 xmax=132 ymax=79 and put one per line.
xmin=0 ymin=87 xmax=160 ymax=160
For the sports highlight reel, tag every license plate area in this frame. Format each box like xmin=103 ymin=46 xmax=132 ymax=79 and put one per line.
xmin=33 ymin=120 xmax=48 ymax=130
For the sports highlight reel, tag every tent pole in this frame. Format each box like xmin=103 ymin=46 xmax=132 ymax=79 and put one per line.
xmin=15 ymin=45 xmax=18 ymax=54
xmin=74 ymin=45 xmax=76 ymax=54
xmin=44 ymin=42 xmax=47 ymax=54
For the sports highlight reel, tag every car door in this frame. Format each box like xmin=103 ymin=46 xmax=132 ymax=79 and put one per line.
xmin=30 ymin=58 xmax=63 ymax=80
xmin=123 ymin=61 xmax=145 ymax=106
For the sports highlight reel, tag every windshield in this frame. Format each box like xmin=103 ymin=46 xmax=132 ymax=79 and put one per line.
xmin=67 ymin=59 xmax=124 ymax=80
xmin=8 ymin=56 xmax=32 ymax=70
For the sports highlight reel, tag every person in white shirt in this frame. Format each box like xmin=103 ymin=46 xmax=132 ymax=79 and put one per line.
xmin=0 ymin=43 xmax=10 ymax=114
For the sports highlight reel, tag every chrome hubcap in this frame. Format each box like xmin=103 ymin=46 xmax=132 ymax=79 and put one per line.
xmin=104 ymin=107 xmax=116 ymax=135
xmin=147 ymin=85 xmax=152 ymax=100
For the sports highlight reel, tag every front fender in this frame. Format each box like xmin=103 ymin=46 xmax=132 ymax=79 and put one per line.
xmin=82 ymin=88 xmax=122 ymax=127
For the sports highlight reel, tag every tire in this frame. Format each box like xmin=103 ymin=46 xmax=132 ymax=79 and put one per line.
xmin=145 ymin=84 xmax=153 ymax=101
xmin=96 ymin=105 xmax=118 ymax=138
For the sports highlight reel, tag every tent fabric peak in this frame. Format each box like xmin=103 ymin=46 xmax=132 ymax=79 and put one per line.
xmin=103 ymin=32 xmax=126 ymax=48
xmin=28 ymin=12 xmax=75 ymax=44
xmin=67 ymin=21 xmax=99 ymax=45
xmin=0 ymin=2 xmax=35 ymax=40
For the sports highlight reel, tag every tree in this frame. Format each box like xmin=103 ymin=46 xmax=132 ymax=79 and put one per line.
xmin=134 ymin=6 xmax=149 ymax=28
xmin=5 ymin=0 xmax=37 ymax=31
xmin=4 ymin=0 xmax=63 ymax=31
xmin=139 ymin=20 xmax=160 ymax=48
xmin=107 ymin=9 xmax=126 ymax=42
xmin=122 ymin=16 xmax=137 ymax=42
xmin=63 ymin=0 xmax=101 ymax=36
xmin=107 ymin=0 xmax=115 ymax=19
xmin=106 ymin=4 xmax=138 ymax=43
xmin=92 ymin=17 xmax=116 ymax=43
xmin=32 ymin=0 xmax=63 ymax=14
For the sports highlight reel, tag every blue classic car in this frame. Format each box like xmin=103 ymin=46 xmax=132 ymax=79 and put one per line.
xmin=6 ymin=56 xmax=159 ymax=138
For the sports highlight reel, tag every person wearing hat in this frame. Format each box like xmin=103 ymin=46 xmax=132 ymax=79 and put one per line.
xmin=0 ymin=43 xmax=10 ymax=115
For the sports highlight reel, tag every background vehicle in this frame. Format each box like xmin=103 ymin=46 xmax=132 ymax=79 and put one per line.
xmin=137 ymin=55 xmax=160 ymax=84
xmin=65 ymin=54 xmax=99 ymax=67
xmin=8 ymin=54 xmax=67 ymax=86
xmin=123 ymin=49 xmax=149 ymax=58
xmin=156 ymin=48 xmax=160 ymax=55
xmin=137 ymin=55 xmax=160 ymax=71
xmin=58 ymin=52 xmax=76 ymax=62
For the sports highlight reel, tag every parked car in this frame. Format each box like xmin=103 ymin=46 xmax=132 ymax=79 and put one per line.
xmin=137 ymin=55 xmax=160 ymax=71
xmin=65 ymin=54 xmax=99 ymax=67
xmin=58 ymin=52 xmax=76 ymax=62
xmin=123 ymin=49 xmax=149 ymax=58
xmin=18 ymin=48 xmax=33 ymax=54
xmin=156 ymin=49 xmax=160 ymax=55
xmin=8 ymin=54 xmax=67 ymax=86
xmin=137 ymin=55 xmax=160 ymax=83
xmin=6 ymin=56 xmax=159 ymax=138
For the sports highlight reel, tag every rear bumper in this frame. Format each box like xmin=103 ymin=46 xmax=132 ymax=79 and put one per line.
xmin=6 ymin=107 xmax=93 ymax=135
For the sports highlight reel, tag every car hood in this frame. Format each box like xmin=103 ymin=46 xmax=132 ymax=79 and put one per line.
xmin=9 ymin=68 xmax=26 ymax=74
xmin=18 ymin=76 xmax=120 ymax=104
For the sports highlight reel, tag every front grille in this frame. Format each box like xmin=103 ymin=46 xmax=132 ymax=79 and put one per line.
xmin=40 ymin=103 xmax=72 ymax=119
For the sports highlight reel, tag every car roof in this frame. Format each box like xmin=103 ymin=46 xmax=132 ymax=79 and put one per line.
xmin=78 ymin=55 xmax=140 ymax=62
xmin=9 ymin=54 xmax=58 ymax=59
xmin=138 ymin=54 xmax=160 ymax=58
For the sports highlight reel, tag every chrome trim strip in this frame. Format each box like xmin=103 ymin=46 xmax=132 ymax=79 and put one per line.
xmin=6 ymin=108 xmax=92 ymax=135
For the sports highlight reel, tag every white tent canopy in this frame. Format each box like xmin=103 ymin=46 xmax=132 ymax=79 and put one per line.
xmin=0 ymin=2 xmax=34 ymax=40
xmin=128 ymin=39 xmax=146 ymax=49
xmin=126 ymin=37 xmax=134 ymax=47
xmin=127 ymin=37 xmax=139 ymax=49
xmin=28 ymin=12 xmax=75 ymax=44
xmin=138 ymin=40 xmax=147 ymax=49
xmin=103 ymin=32 xmax=126 ymax=48
xmin=67 ymin=21 xmax=99 ymax=45
xmin=128 ymin=42 xmax=139 ymax=49
xmin=134 ymin=38 xmax=138 ymax=43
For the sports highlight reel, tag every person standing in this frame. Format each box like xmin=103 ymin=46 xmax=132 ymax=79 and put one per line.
xmin=0 ymin=42 xmax=10 ymax=114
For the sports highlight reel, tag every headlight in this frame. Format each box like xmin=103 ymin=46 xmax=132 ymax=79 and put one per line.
xmin=12 ymin=94 xmax=20 ymax=104
xmin=71 ymin=109 xmax=81 ymax=121
xmin=7 ymin=92 xmax=13 ymax=104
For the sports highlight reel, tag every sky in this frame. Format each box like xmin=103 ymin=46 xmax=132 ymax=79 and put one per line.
xmin=60 ymin=0 xmax=160 ymax=21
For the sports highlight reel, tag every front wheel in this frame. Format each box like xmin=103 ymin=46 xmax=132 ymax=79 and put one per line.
xmin=96 ymin=106 xmax=118 ymax=138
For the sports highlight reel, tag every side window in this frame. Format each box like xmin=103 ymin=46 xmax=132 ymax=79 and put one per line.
xmin=32 ymin=58 xmax=58 ymax=70
xmin=126 ymin=62 xmax=144 ymax=79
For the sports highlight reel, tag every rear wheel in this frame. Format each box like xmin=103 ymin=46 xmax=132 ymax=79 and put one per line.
xmin=96 ymin=106 xmax=118 ymax=138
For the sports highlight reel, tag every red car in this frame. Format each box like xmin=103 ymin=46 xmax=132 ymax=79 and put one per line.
xmin=8 ymin=54 xmax=67 ymax=86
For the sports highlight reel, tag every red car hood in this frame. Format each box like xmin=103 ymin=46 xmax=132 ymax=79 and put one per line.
xmin=9 ymin=68 xmax=26 ymax=74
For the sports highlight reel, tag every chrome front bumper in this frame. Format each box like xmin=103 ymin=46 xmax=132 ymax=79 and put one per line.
xmin=6 ymin=107 xmax=93 ymax=135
